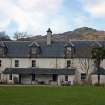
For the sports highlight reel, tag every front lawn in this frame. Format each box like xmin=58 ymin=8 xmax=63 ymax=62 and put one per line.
xmin=0 ymin=85 xmax=105 ymax=105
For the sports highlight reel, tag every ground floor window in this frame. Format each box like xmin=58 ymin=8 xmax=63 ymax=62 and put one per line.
xmin=81 ymin=73 xmax=86 ymax=80
xmin=65 ymin=75 xmax=68 ymax=81
xmin=52 ymin=74 xmax=57 ymax=81
xmin=0 ymin=60 xmax=2 ymax=67
xmin=19 ymin=75 xmax=21 ymax=84
xmin=9 ymin=74 xmax=12 ymax=80
xmin=32 ymin=74 xmax=35 ymax=81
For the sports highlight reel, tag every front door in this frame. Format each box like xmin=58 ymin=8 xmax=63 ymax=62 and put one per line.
xmin=52 ymin=74 xmax=58 ymax=81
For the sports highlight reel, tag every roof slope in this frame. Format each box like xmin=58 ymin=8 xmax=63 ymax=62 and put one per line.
xmin=0 ymin=40 xmax=105 ymax=58
xmin=3 ymin=68 xmax=75 ymax=75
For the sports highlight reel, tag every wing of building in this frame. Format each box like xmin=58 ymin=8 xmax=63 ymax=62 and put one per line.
xmin=1 ymin=29 xmax=105 ymax=85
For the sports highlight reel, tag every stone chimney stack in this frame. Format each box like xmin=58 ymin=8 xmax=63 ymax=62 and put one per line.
xmin=47 ymin=28 xmax=52 ymax=45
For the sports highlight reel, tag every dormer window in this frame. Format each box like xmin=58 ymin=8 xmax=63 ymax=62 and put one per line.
xmin=0 ymin=48 xmax=3 ymax=55
xmin=28 ymin=42 xmax=41 ymax=57
xmin=0 ymin=41 xmax=7 ymax=57
xmin=31 ymin=48 xmax=37 ymax=55
xmin=64 ymin=43 xmax=75 ymax=58
xmin=66 ymin=47 xmax=72 ymax=55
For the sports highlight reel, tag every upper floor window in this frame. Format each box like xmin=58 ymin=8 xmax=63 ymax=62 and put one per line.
xmin=15 ymin=60 xmax=19 ymax=67
xmin=67 ymin=60 xmax=71 ymax=68
xmin=0 ymin=60 xmax=2 ymax=67
xmin=32 ymin=60 xmax=36 ymax=67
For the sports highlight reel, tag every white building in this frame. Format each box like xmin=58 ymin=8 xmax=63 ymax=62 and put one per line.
xmin=1 ymin=28 xmax=105 ymax=85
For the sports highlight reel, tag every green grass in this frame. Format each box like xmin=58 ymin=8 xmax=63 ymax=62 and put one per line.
xmin=0 ymin=86 xmax=105 ymax=105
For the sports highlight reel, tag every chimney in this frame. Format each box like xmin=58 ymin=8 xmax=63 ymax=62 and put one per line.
xmin=47 ymin=28 xmax=52 ymax=45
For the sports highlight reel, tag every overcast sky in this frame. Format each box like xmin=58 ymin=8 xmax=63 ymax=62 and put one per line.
xmin=0 ymin=0 xmax=105 ymax=37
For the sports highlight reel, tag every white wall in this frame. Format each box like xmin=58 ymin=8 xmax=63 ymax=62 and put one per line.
xmin=91 ymin=75 xmax=98 ymax=85
xmin=68 ymin=75 xmax=75 ymax=85
xmin=58 ymin=75 xmax=75 ymax=85
xmin=0 ymin=58 xmax=76 ymax=70
xmin=91 ymin=75 xmax=105 ymax=85
xmin=1 ymin=58 xmax=105 ymax=84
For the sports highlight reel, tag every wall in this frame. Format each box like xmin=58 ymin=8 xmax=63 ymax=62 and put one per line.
xmin=0 ymin=57 xmax=103 ymax=84
xmin=58 ymin=75 xmax=75 ymax=85
xmin=35 ymin=74 xmax=52 ymax=84
xmin=0 ymin=58 xmax=74 ymax=83
xmin=91 ymin=75 xmax=105 ymax=85
xmin=72 ymin=58 xmax=95 ymax=84
xmin=0 ymin=58 xmax=75 ymax=70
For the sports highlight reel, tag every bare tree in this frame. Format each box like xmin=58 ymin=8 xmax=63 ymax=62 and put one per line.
xmin=79 ymin=58 xmax=92 ymax=83
xmin=14 ymin=32 xmax=29 ymax=40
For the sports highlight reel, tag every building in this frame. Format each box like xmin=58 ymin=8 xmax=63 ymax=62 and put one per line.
xmin=1 ymin=28 xmax=105 ymax=85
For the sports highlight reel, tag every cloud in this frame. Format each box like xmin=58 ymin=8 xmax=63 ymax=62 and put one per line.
xmin=73 ymin=16 xmax=88 ymax=28
xmin=79 ymin=0 xmax=105 ymax=18
xmin=0 ymin=0 xmax=68 ymax=36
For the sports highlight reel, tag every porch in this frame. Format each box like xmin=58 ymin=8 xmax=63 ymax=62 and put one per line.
xmin=3 ymin=68 xmax=75 ymax=85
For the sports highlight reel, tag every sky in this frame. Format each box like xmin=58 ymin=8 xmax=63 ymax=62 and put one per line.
xmin=0 ymin=0 xmax=105 ymax=37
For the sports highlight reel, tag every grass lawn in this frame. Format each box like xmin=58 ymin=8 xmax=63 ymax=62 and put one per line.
xmin=0 ymin=86 xmax=105 ymax=105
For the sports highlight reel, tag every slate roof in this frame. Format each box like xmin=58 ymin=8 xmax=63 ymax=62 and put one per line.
xmin=3 ymin=68 xmax=75 ymax=75
xmin=0 ymin=40 xmax=105 ymax=58
xmin=71 ymin=40 xmax=104 ymax=58
xmin=0 ymin=41 xmax=66 ymax=58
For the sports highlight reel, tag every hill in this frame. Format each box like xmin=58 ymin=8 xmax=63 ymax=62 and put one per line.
xmin=18 ymin=27 xmax=105 ymax=42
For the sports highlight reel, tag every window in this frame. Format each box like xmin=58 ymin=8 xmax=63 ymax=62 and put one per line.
xmin=81 ymin=73 xmax=86 ymax=80
xmin=67 ymin=60 xmax=71 ymax=68
xmin=32 ymin=74 xmax=35 ymax=81
xmin=67 ymin=47 xmax=72 ymax=52
xmin=66 ymin=47 xmax=72 ymax=56
xmin=0 ymin=60 xmax=1 ymax=67
xmin=9 ymin=74 xmax=12 ymax=80
xmin=0 ymin=48 xmax=3 ymax=55
xmin=65 ymin=75 xmax=68 ymax=81
xmin=0 ymin=73 xmax=1 ymax=80
xmin=31 ymin=48 xmax=37 ymax=54
xmin=15 ymin=60 xmax=19 ymax=67
xmin=32 ymin=60 xmax=36 ymax=67
xmin=52 ymin=74 xmax=57 ymax=81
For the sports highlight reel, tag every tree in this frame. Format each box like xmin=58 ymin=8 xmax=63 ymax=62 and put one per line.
xmin=79 ymin=58 xmax=92 ymax=84
xmin=14 ymin=32 xmax=29 ymax=40
xmin=92 ymin=46 xmax=105 ymax=85
xmin=0 ymin=31 xmax=11 ymax=41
